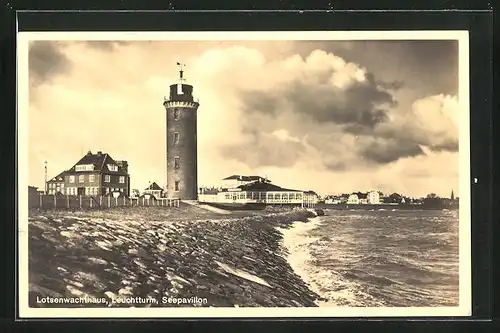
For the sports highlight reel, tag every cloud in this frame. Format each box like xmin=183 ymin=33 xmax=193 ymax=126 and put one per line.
xmin=29 ymin=41 xmax=72 ymax=86
xmin=204 ymin=47 xmax=458 ymax=171
xmin=83 ymin=41 xmax=131 ymax=51
xmin=27 ymin=40 xmax=460 ymax=197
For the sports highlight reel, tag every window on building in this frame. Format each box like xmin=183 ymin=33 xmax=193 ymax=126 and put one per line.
xmin=107 ymin=164 xmax=118 ymax=172
xmin=76 ymin=164 xmax=94 ymax=172
xmin=173 ymin=132 xmax=180 ymax=144
xmin=174 ymin=181 xmax=180 ymax=192
xmin=89 ymin=174 xmax=95 ymax=182
xmin=173 ymin=109 xmax=179 ymax=120
xmin=69 ymin=176 xmax=75 ymax=183
xmin=119 ymin=176 xmax=125 ymax=183
xmin=174 ymin=157 xmax=180 ymax=169
xmin=79 ymin=175 xmax=84 ymax=183
xmin=105 ymin=175 xmax=110 ymax=183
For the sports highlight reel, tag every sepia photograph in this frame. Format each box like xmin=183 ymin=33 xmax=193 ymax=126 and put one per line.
xmin=17 ymin=31 xmax=471 ymax=318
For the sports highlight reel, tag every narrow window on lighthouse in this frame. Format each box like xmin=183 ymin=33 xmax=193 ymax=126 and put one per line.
xmin=173 ymin=132 xmax=180 ymax=144
xmin=173 ymin=109 xmax=179 ymax=120
xmin=174 ymin=181 xmax=180 ymax=192
xmin=174 ymin=156 xmax=180 ymax=169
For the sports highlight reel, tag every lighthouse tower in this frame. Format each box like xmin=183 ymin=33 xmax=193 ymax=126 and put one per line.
xmin=163 ymin=63 xmax=200 ymax=200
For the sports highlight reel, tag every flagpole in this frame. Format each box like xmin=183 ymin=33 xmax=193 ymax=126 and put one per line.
xmin=44 ymin=161 xmax=48 ymax=194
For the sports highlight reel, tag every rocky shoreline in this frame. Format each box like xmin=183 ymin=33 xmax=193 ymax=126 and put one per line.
xmin=28 ymin=205 xmax=320 ymax=308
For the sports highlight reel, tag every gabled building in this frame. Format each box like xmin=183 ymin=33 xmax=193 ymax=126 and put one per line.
xmin=47 ymin=170 xmax=67 ymax=195
xmin=46 ymin=151 xmax=130 ymax=196
xmin=143 ymin=182 xmax=164 ymax=199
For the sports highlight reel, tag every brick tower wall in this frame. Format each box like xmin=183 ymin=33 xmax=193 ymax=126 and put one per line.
xmin=164 ymin=84 xmax=199 ymax=200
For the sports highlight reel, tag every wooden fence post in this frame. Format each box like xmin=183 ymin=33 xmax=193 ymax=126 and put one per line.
xmin=39 ymin=194 xmax=42 ymax=208
xmin=142 ymin=197 xmax=145 ymax=206
xmin=54 ymin=194 xmax=57 ymax=209
xmin=79 ymin=195 xmax=82 ymax=209
xmin=108 ymin=196 xmax=111 ymax=208
xmin=99 ymin=195 xmax=103 ymax=207
xmin=66 ymin=194 xmax=69 ymax=209
xmin=90 ymin=196 xmax=93 ymax=208
xmin=115 ymin=197 xmax=118 ymax=206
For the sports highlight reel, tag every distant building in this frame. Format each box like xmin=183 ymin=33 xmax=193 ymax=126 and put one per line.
xmin=367 ymin=190 xmax=380 ymax=204
xmin=46 ymin=151 xmax=130 ymax=196
xmin=347 ymin=193 xmax=359 ymax=204
xmin=346 ymin=191 xmax=380 ymax=204
xmin=325 ymin=196 xmax=342 ymax=204
xmin=143 ymin=182 xmax=164 ymax=199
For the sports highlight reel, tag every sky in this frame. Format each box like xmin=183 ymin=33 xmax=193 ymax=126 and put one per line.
xmin=26 ymin=38 xmax=461 ymax=198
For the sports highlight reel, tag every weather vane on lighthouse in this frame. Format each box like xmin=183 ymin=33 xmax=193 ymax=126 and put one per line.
xmin=176 ymin=62 xmax=186 ymax=83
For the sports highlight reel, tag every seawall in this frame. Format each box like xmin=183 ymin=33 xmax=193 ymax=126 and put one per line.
xmin=28 ymin=206 xmax=320 ymax=308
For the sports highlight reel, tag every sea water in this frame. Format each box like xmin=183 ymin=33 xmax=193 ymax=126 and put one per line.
xmin=280 ymin=209 xmax=459 ymax=307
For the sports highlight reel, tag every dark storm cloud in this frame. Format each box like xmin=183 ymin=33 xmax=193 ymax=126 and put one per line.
xmin=428 ymin=140 xmax=459 ymax=152
xmin=378 ymin=80 xmax=405 ymax=91
xmin=376 ymin=124 xmax=459 ymax=154
xmin=239 ymin=72 xmax=396 ymax=132
xmin=360 ymin=139 xmax=424 ymax=164
xmin=83 ymin=41 xmax=131 ymax=51
xmin=29 ymin=41 xmax=71 ymax=86
xmin=221 ymin=46 xmax=448 ymax=169
xmin=291 ymin=40 xmax=458 ymax=96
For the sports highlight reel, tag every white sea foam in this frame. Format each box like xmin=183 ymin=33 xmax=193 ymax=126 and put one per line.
xmin=278 ymin=217 xmax=383 ymax=307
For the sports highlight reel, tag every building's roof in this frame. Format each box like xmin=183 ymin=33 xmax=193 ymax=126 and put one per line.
xmin=351 ymin=192 xmax=368 ymax=199
xmin=66 ymin=151 xmax=128 ymax=174
xmin=304 ymin=190 xmax=318 ymax=196
xmin=48 ymin=170 xmax=68 ymax=182
xmin=238 ymin=181 xmax=300 ymax=192
xmin=200 ymin=188 xmax=220 ymax=195
xmin=223 ymin=175 xmax=269 ymax=182
xmin=145 ymin=182 xmax=163 ymax=191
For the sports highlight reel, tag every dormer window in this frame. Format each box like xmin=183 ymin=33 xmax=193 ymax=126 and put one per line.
xmin=107 ymin=164 xmax=118 ymax=172
xmin=75 ymin=164 xmax=94 ymax=172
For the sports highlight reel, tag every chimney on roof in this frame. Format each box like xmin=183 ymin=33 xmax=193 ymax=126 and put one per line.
xmin=86 ymin=150 xmax=92 ymax=155
xmin=97 ymin=151 xmax=102 ymax=156
xmin=116 ymin=160 xmax=128 ymax=173
xmin=239 ymin=175 xmax=242 ymax=180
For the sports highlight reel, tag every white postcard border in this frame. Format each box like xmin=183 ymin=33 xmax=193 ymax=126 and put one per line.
xmin=17 ymin=30 xmax=471 ymax=318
